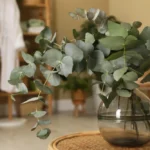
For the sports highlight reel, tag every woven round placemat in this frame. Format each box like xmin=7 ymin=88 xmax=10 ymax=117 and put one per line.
xmin=49 ymin=131 xmax=150 ymax=150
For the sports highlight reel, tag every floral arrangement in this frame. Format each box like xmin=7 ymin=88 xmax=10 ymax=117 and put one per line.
xmin=9 ymin=8 xmax=150 ymax=139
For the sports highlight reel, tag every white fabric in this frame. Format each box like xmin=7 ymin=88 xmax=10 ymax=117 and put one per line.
xmin=0 ymin=0 xmax=25 ymax=92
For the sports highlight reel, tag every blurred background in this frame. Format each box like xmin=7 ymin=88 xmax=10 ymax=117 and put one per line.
xmin=0 ymin=0 xmax=150 ymax=150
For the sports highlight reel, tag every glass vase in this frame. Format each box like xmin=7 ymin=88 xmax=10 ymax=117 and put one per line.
xmin=98 ymin=92 xmax=150 ymax=147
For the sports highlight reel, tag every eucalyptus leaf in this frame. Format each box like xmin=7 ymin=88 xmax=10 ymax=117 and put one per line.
xmin=34 ymin=79 xmax=52 ymax=94
xmin=101 ymin=73 xmax=114 ymax=86
xmin=58 ymin=56 xmax=73 ymax=77
xmin=31 ymin=122 xmax=38 ymax=131
xmin=122 ymin=71 xmax=138 ymax=81
xmin=73 ymin=29 xmax=80 ymax=39
xmin=9 ymin=67 xmax=24 ymax=85
xmin=34 ymin=51 xmax=42 ymax=63
xmin=37 ymin=128 xmax=51 ymax=139
xmin=69 ymin=12 xmax=78 ymax=20
xmin=88 ymin=50 xmax=104 ymax=71
xmin=117 ymin=89 xmax=132 ymax=97
xmin=35 ymin=27 xmax=52 ymax=43
xmin=129 ymin=27 xmax=139 ymax=37
xmin=31 ymin=111 xmax=47 ymax=118
xmin=124 ymin=81 xmax=139 ymax=90
xmin=22 ymin=96 xmax=43 ymax=104
xmin=38 ymin=120 xmax=51 ymax=125
xmin=17 ymin=83 xmax=28 ymax=94
xmin=140 ymin=26 xmax=150 ymax=41
xmin=99 ymin=94 xmax=109 ymax=108
xmin=108 ymin=21 xmax=128 ymax=38
xmin=125 ymin=35 xmax=138 ymax=49
xmin=76 ymin=40 xmax=94 ymax=56
xmin=100 ymin=36 xmax=124 ymax=50
xmin=96 ymin=43 xmax=110 ymax=56
xmin=113 ymin=67 xmax=128 ymax=81
xmin=43 ymin=49 xmax=63 ymax=67
xmin=133 ymin=21 xmax=142 ymax=28
xmin=99 ymin=91 xmax=116 ymax=108
xmin=121 ymin=22 xmax=131 ymax=31
xmin=97 ymin=60 xmax=113 ymax=73
xmin=21 ymin=51 xmax=34 ymax=64
xmin=107 ymin=51 xmax=124 ymax=61
xmin=75 ymin=8 xmax=86 ymax=18
xmin=146 ymin=40 xmax=150 ymax=50
xmin=73 ymin=59 xmax=86 ymax=73
xmin=22 ymin=63 xmax=36 ymax=77
xmin=65 ymin=43 xmax=83 ymax=62
xmin=40 ymin=66 xmax=61 ymax=86
xmin=85 ymin=32 xmax=95 ymax=44
xmin=111 ymin=57 xmax=126 ymax=70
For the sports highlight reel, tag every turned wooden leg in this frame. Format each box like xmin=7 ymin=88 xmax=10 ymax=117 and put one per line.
xmin=81 ymin=104 xmax=86 ymax=114
xmin=74 ymin=105 xmax=79 ymax=117
xmin=8 ymin=95 xmax=13 ymax=120
xmin=14 ymin=97 xmax=21 ymax=117
xmin=47 ymin=94 xmax=53 ymax=116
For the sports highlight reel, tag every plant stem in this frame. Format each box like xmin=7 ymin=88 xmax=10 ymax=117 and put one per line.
xmin=131 ymin=95 xmax=139 ymax=139
xmin=123 ymin=45 xmax=126 ymax=67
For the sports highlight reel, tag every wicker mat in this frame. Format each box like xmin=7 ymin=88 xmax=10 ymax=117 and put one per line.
xmin=50 ymin=132 xmax=150 ymax=150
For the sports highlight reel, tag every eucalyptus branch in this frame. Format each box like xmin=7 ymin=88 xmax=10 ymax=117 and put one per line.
xmin=123 ymin=45 xmax=126 ymax=67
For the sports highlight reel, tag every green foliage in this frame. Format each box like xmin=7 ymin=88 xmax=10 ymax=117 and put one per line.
xmin=8 ymin=7 xmax=150 ymax=139
xmin=60 ymin=76 xmax=90 ymax=91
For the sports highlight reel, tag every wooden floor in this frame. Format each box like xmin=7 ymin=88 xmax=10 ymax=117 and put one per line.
xmin=0 ymin=112 xmax=98 ymax=150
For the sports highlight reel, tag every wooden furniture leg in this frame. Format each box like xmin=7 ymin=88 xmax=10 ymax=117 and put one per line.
xmin=8 ymin=95 xmax=13 ymax=120
xmin=74 ymin=105 xmax=79 ymax=117
xmin=47 ymin=94 xmax=53 ymax=116
xmin=14 ymin=97 xmax=21 ymax=117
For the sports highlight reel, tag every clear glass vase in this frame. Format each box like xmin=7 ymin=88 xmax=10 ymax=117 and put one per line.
xmin=98 ymin=93 xmax=150 ymax=147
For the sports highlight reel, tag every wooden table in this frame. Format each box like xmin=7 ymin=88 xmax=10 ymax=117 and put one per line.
xmin=49 ymin=131 xmax=150 ymax=150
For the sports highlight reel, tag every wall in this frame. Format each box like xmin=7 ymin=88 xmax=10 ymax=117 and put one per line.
xmin=52 ymin=0 xmax=109 ymax=42
xmin=109 ymin=0 xmax=150 ymax=28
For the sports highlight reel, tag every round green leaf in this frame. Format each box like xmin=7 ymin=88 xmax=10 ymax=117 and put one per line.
xmin=122 ymin=71 xmax=138 ymax=81
xmin=37 ymin=128 xmax=51 ymax=139
xmin=34 ymin=79 xmax=52 ymax=94
xmin=58 ymin=56 xmax=73 ymax=77
xmin=108 ymin=21 xmax=128 ymax=38
xmin=146 ymin=40 xmax=150 ymax=50
xmin=85 ymin=32 xmax=95 ymax=44
xmin=140 ymin=26 xmax=150 ymax=41
xmin=97 ymin=60 xmax=113 ymax=73
xmin=31 ymin=111 xmax=47 ymax=118
xmin=96 ymin=43 xmax=110 ymax=56
xmin=76 ymin=40 xmax=94 ymax=56
xmin=40 ymin=66 xmax=61 ymax=86
xmin=65 ymin=43 xmax=83 ymax=62
xmin=22 ymin=96 xmax=43 ymax=104
xmin=124 ymin=81 xmax=139 ymax=90
xmin=125 ymin=35 xmax=138 ymax=49
xmin=101 ymin=73 xmax=114 ymax=86
xmin=100 ymin=36 xmax=124 ymax=50
xmin=88 ymin=50 xmax=104 ymax=71
xmin=21 ymin=51 xmax=34 ymax=64
xmin=22 ymin=63 xmax=36 ymax=77
xmin=121 ymin=22 xmax=131 ymax=31
xmin=113 ymin=67 xmax=128 ymax=81
xmin=17 ymin=83 xmax=28 ymax=94
xmin=43 ymin=49 xmax=63 ymax=67
xmin=117 ymin=89 xmax=132 ymax=97
xmin=133 ymin=21 xmax=142 ymax=28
